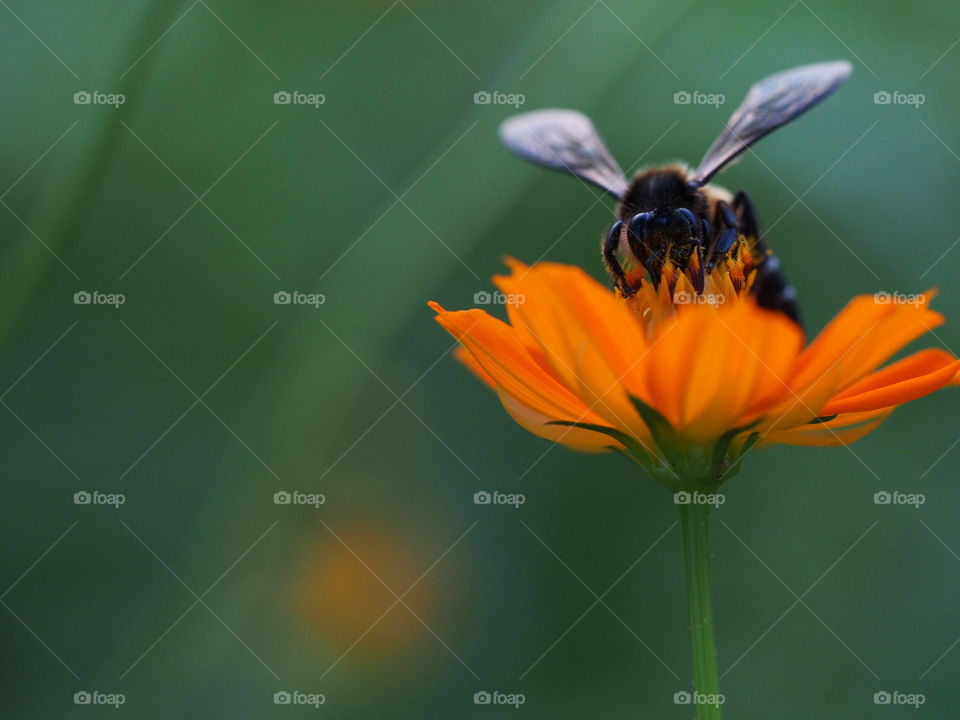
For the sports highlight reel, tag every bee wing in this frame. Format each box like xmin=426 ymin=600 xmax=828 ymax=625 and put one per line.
xmin=499 ymin=109 xmax=628 ymax=198
xmin=691 ymin=61 xmax=853 ymax=186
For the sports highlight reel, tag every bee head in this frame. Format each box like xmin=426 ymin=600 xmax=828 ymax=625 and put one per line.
xmin=622 ymin=166 xmax=705 ymax=218
xmin=625 ymin=206 xmax=701 ymax=278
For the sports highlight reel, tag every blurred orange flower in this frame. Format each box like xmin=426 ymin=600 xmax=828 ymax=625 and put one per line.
xmin=297 ymin=529 xmax=432 ymax=659
xmin=431 ymin=260 xmax=958 ymax=482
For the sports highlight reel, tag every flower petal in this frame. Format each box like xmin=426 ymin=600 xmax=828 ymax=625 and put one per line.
xmin=645 ymin=300 xmax=803 ymax=442
xmin=793 ymin=293 xmax=943 ymax=394
xmin=761 ymin=293 xmax=944 ymax=431
xmin=498 ymin=390 xmax=617 ymax=451
xmin=821 ymin=349 xmax=960 ymax=414
xmin=454 ymin=347 xmax=495 ymax=390
xmin=493 ymin=260 xmax=649 ymax=401
xmin=431 ymin=305 xmax=614 ymax=448
xmin=573 ymin=341 xmax=652 ymax=445
xmin=763 ymin=408 xmax=893 ymax=447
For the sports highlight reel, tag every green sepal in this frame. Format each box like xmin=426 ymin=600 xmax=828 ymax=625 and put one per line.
xmin=720 ymin=430 xmax=761 ymax=481
xmin=549 ymin=400 xmax=762 ymax=493
xmin=545 ymin=420 xmax=658 ymax=475
xmin=627 ymin=395 xmax=688 ymax=464
xmin=628 ymin=395 xmax=759 ymax=491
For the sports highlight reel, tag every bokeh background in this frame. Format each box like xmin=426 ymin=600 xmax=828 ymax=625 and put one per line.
xmin=1 ymin=0 xmax=959 ymax=717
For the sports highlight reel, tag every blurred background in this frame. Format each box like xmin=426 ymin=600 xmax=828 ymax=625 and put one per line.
xmin=1 ymin=0 xmax=959 ymax=717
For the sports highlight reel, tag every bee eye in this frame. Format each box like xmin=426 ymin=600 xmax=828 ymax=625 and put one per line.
xmin=628 ymin=212 xmax=653 ymax=237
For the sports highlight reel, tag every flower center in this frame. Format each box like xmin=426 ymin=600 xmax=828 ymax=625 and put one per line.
xmin=621 ymin=237 xmax=764 ymax=334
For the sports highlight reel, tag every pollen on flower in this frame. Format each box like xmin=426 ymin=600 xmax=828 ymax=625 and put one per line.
xmin=621 ymin=237 xmax=762 ymax=335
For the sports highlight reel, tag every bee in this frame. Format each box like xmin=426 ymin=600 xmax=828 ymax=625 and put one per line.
xmin=499 ymin=61 xmax=853 ymax=326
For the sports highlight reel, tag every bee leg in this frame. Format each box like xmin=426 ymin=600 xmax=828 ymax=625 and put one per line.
xmin=676 ymin=207 xmax=699 ymax=239
xmin=714 ymin=200 xmax=738 ymax=232
xmin=690 ymin=242 xmax=705 ymax=293
xmin=706 ymin=201 xmax=738 ymax=268
xmin=700 ymin=215 xmax=714 ymax=244
xmin=700 ymin=215 xmax=715 ymax=261
xmin=732 ymin=190 xmax=759 ymax=239
xmin=673 ymin=208 xmax=708 ymax=280
xmin=709 ymin=229 xmax=738 ymax=269
xmin=602 ymin=220 xmax=632 ymax=296
xmin=642 ymin=251 xmax=663 ymax=290
xmin=630 ymin=214 xmax=669 ymax=291
xmin=626 ymin=212 xmax=656 ymax=282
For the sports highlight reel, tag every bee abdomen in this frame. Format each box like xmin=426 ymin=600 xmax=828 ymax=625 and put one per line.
xmin=753 ymin=255 xmax=802 ymax=326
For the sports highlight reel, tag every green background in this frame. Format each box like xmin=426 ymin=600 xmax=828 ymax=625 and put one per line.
xmin=1 ymin=0 xmax=959 ymax=717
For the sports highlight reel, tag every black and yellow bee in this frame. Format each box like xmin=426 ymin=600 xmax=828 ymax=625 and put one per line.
xmin=499 ymin=61 xmax=853 ymax=326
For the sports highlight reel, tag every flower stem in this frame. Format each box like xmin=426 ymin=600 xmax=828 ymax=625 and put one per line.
xmin=679 ymin=501 xmax=722 ymax=719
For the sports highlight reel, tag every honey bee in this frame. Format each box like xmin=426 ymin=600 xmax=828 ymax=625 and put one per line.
xmin=499 ymin=61 xmax=853 ymax=325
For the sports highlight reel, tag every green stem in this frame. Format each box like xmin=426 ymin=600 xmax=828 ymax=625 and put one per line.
xmin=680 ymin=501 xmax=723 ymax=720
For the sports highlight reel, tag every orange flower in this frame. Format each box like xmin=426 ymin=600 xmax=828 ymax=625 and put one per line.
xmin=430 ymin=260 xmax=958 ymax=485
